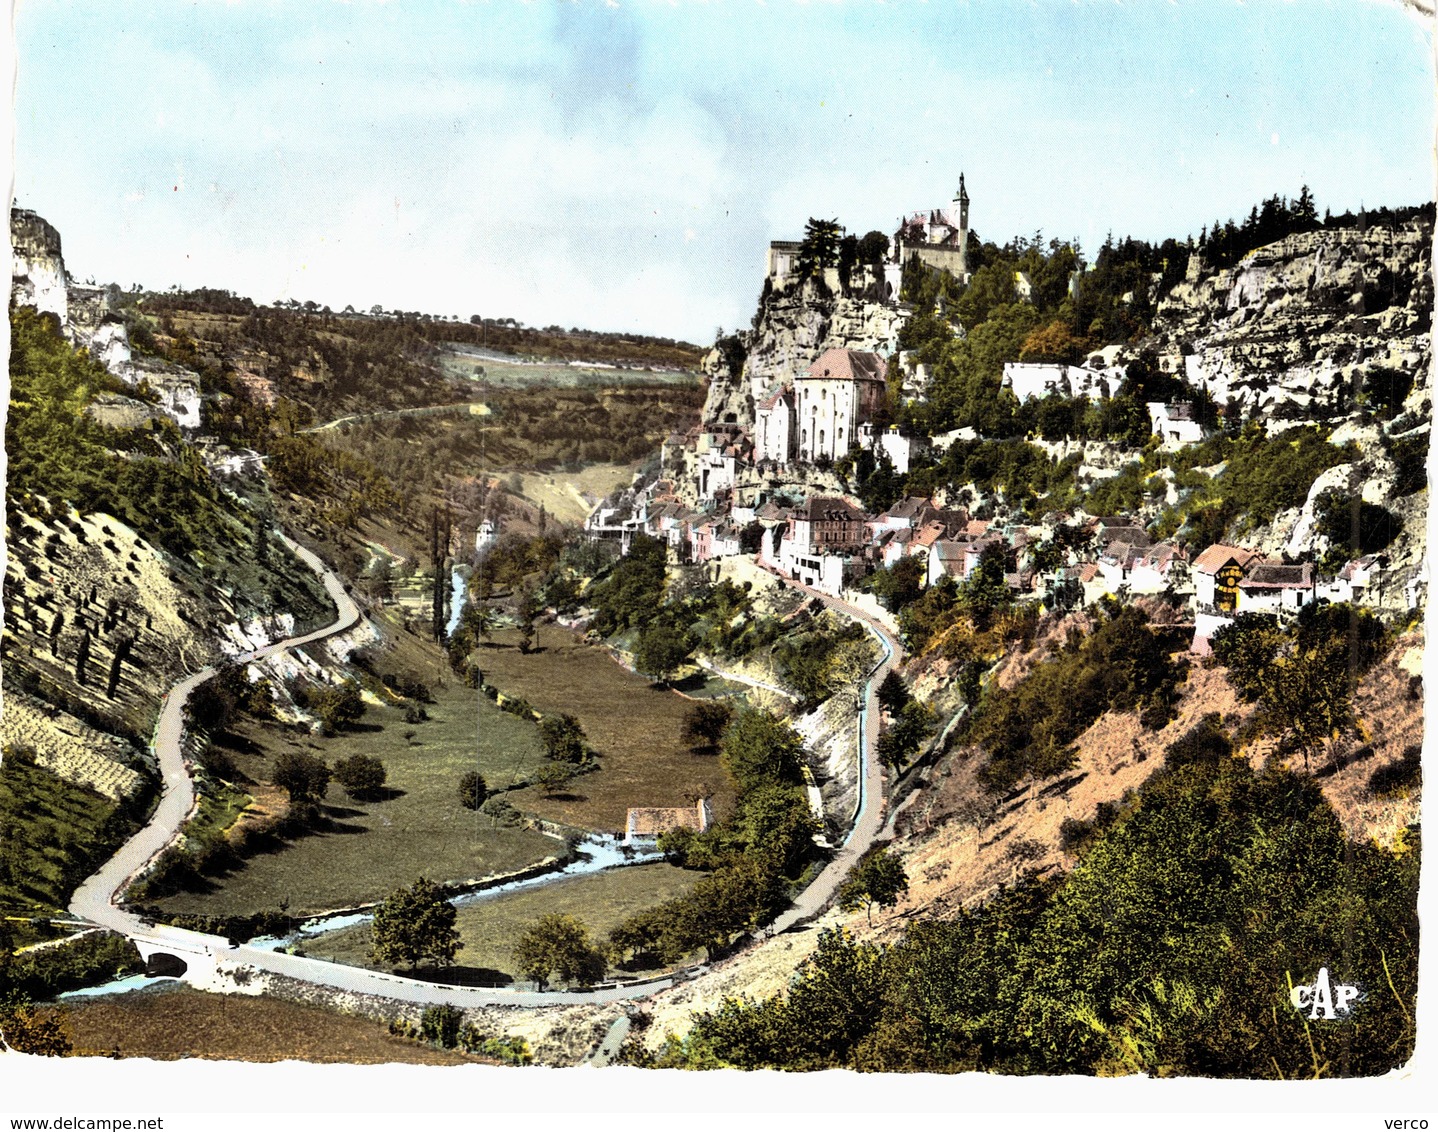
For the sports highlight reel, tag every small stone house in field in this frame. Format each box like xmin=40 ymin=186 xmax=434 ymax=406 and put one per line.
xmin=624 ymin=798 xmax=712 ymax=843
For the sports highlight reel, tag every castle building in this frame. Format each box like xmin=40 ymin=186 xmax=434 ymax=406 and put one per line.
xmin=765 ymin=240 xmax=804 ymax=284
xmin=896 ymin=174 xmax=972 ymax=280
xmin=796 ymin=347 xmax=888 ymax=463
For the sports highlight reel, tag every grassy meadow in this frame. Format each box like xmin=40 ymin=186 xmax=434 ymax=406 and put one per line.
xmin=478 ymin=624 xmax=738 ymax=832
xmin=150 ymin=681 xmax=558 ymax=919
xmin=300 ymin=861 xmax=701 ymax=983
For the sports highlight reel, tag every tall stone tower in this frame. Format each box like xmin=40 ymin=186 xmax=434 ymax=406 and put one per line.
xmin=956 ymin=173 xmax=970 ymax=233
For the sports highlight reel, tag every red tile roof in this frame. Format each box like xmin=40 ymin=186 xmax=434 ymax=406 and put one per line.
xmin=1192 ymin=544 xmax=1262 ymax=574
xmin=805 ymin=348 xmax=888 ymax=384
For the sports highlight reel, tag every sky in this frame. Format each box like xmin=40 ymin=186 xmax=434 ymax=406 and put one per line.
xmin=9 ymin=0 xmax=1436 ymax=344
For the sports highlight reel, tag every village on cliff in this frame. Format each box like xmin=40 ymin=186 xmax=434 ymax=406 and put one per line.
xmin=585 ymin=178 xmax=1430 ymax=653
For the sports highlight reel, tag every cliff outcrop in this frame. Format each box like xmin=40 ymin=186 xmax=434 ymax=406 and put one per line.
xmin=9 ymin=208 xmax=203 ymax=432
xmin=10 ymin=208 xmax=68 ymax=322
xmin=700 ymin=280 xmax=908 ymax=433
xmin=1153 ymin=221 xmax=1432 ymax=421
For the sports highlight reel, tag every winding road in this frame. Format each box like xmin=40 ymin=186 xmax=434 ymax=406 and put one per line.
xmin=67 ymin=538 xmax=900 ymax=1007
xmin=761 ymin=572 xmax=899 ymax=934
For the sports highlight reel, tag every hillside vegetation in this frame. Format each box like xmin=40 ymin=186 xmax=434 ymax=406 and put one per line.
xmin=656 ymin=726 xmax=1417 ymax=1077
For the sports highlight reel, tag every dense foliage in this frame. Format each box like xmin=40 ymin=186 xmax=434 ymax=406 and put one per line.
xmin=1209 ymin=603 xmax=1389 ymax=766
xmin=7 ymin=308 xmax=237 ymax=557
xmin=962 ymin=602 xmax=1188 ymax=793
xmin=656 ymin=723 xmax=1418 ymax=1077
xmin=609 ymin=709 xmax=820 ymax=968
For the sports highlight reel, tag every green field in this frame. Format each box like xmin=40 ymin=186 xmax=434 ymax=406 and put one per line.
xmin=439 ymin=351 xmax=699 ymax=390
xmin=301 ymin=861 xmax=701 ymax=983
xmin=480 ymin=624 xmax=739 ymax=832
xmin=0 ymin=754 xmax=142 ymax=916
xmin=150 ymin=682 xmax=558 ymax=918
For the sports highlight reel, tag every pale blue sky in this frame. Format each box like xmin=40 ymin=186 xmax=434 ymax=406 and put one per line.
xmin=12 ymin=0 xmax=1435 ymax=343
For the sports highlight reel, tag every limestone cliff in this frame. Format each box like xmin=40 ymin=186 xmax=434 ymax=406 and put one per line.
xmin=1152 ymin=221 xmax=1432 ymax=421
xmin=10 ymin=208 xmax=68 ymax=322
xmin=700 ymin=279 xmax=908 ymax=433
xmin=9 ymin=208 xmax=203 ymax=432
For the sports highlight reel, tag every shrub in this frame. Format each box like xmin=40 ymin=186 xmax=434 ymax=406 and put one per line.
xmin=458 ymin=770 xmax=488 ymax=810
xmin=420 ymin=1005 xmax=463 ymax=1049
xmin=1369 ymin=745 xmax=1422 ymax=796
xmin=332 ymin=755 xmax=387 ymax=801
xmin=1164 ymin=713 xmax=1232 ymax=770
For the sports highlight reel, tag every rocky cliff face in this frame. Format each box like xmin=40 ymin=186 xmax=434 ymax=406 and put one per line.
xmin=700 ymin=280 xmax=908 ymax=432
xmin=1153 ymin=222 xmax=1432 ymax=421
xmin=10 ymin=208 xmax=68 ymax=322
xmin=10 ymin=209 xmax=203 ymax=432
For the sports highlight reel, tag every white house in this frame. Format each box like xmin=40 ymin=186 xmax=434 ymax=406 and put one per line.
xmin=695 ymin=447 xmax=738 ymax=501
xmin=1193 ymin=544 xmax=1263 ymax=612
xmin=754 ymin=387 xmax=795 ymax=466
xmin=1128 ymin=543 xmax=1189 ymax=594
xmin=1317 ymin=555 xmax=1386 ymax=604
xmin=1147 ymin=401 xmax=1206 ymax=449
xmin=1237 ymin=562 xmax=1316 ymax=615
xmin=858 ymin=422 xmax=929 ymax=475
xmin=1002 ymin=362 xmax=1123 ymax=404
xmin=1191 ymin=544 xmax=1316 ymax=650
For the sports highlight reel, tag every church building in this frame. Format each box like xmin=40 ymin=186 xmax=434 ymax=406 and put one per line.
xmin=796 ymin=347 xmax=889 ymax=463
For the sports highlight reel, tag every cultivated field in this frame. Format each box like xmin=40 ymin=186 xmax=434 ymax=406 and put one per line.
xmin=509 ymin=463 xmax=641 ymax=526
xmin=300 ymin=861 xmax=701 ymax=982
xmin=59 ymin=985 xmax=483 ymax=1064
xmin=439 ymin=351 xmax=699 ymax=390
xmin=480 ymin=624 xmax=738 ymax=831
xmin=150 ymin=682 xmax=558 ymax=918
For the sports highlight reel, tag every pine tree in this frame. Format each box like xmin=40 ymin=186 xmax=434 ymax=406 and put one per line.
xmin=74 ymin=630 xmax=91 ymax=685
xmin=796 ymin=217 xmax=843 ymax=281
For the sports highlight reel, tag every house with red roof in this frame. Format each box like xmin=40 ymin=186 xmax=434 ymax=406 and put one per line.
xmin=1191 ymin=544 xmax=1317 ymax=651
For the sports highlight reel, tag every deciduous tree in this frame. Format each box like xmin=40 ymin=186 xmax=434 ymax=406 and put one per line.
xmin=682 ymin=700 xmax=734 ymax=751
xmin=370 ymin=877 xmax=462 ymax=970
xmin=838 ymin=846 xmax=910 ymax=925
xmin=635 ymin=622 xmax=691 ymax=687
xmin=512 ymin=913 xmax=605 ymax=989
xmin=272 ymin=751 xmax=331 ymax=804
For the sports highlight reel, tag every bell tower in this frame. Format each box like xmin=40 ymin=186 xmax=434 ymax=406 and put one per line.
xmin=956 ymin=173 xmax=971 ymax=278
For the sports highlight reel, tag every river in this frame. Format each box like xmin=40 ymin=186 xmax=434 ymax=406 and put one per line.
xmin=64 ymin=834 xmax=662 ymax=998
